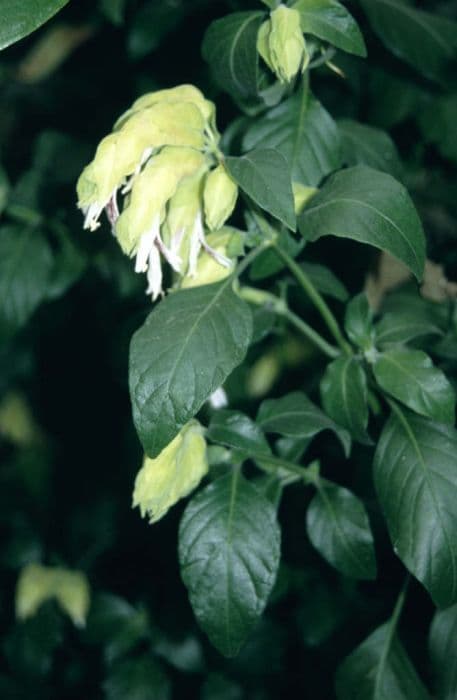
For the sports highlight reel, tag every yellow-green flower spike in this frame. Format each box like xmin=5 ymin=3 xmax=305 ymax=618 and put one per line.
xmin=15 ymin=564 xmax=90 ymax=627
xmin=115 ymin=146 xmax=208 ymax=257
xmin=203 ymin=164 xmax=238 ymax=231
xmin=268 ymin=5 xmax=308 ymax=83
xmin=115 ymin=85 xmax=216 ymax=133
xmin=132 ymin=420 xmax=208 ymax=524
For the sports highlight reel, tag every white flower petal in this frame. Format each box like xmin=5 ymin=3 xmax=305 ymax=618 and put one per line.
xmin=145 ymin=244 xmax=163 ymax=301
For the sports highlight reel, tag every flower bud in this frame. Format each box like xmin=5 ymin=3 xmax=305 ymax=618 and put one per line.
xmin=181 ymin=227 xmax=241 ymax=289
xmin=257 ymin=20 xmax=275 ymax=73
xmin=133 ymin=420 xmax=208 ymax=524
xmin=267 ymin=5 xmax=308 ymax=83
xmin=203 ymin=164 xmax=238 ymax=231
xmin=292 ymin=182 xmax=318 ymax=215
xmin=16 ymin=564 xmax=90 ymax=627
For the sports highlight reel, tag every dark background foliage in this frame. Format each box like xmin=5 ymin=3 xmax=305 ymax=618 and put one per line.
xmin=1 ymin=1 xmax=456 ymax=698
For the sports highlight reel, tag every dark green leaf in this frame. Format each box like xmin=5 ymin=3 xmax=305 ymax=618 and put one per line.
xmin=201 ymin=674 xmax=243 ymax=700
xmin=250 ymin=229 xmax=303 ymax=281
xmin=374 ymin=408 xmax=457 ymax=607
xmin=429 ymin=603 xmax=457 ymax=700
xmin=103 ymin=656 xmax=171 ymax=700
xmin=375 ymin=311 xmax=443 ymax=346
xmin=301 ymin=262 xmax=349 ymax=302
xmin=338 ymin=119 xmax=402 ymax=178
xmin=85 ymin=594 xmax=149 ymax=664
xmin=4 ymin=603 xmax=63 ymax=679
xmin=359 ymin=0 xmax=457 ymax=84
xmin=226 ymin=149 xmax=296 ymax=231
xmin=99 ymin=0 xmax=127 ymax=25
xmin=127 ymin=0 xmax=187 ymax=59
xmin=418 ymin=95 xmax=457 ymax=163
xmin=202 ymin=12 xmax=264 ymax=99
xmin=243 ymin=92 xmax=342 ymax=187
xmin=0 ymin=165 xmax=9 ymax=213
xmin=0 ymin=0 xmax=69 ymax=50
xmin=129 ymin=280 xmax=252 ymax=457
xmin=208 ymin=410 xmax=273 ymax=458
xmin=306 ymin=481 xmax=376 ymax=579
xmin=0 ymin=225 xmax=53 ymax=338
xmin=179 ymin=470 xmax=281 ymax=657
xmin=320 ymin=357 xmax=370 ymax=444
xmin=299 ymin=166 xmax=426 ymax=280
xmin=257 ymin=391 xmax=351 ymax=456
xmin=292 ymin=0 xmax=366 ymax=56
xmin=344 ymin=293 xmax=374 ymax=350
xmin=335 ymin=621 xmax=430 ymax=699
xmin=373 ymin=349 xmax=455 ymax=424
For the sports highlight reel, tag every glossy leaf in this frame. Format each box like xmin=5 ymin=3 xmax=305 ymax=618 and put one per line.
xmin=338 ymin=119 xmax=402 ymax=178
xmin=335 ymin=621 xmax=430 ymax=699
xmin=202 ymin=12 xmax=264 ymax=99
xmin=301 ymin=262 xmax=349 ymax=302
xmin=104 ymin=656 xmax=171 ymax=700
xmin=243 ymin=92 xmax=342 ymax=187
xmin=344 ymin=293 xmax=374 ymax=350
xmin=257 ymin=391 xmax=351 ymax=456
xmin=299 ymin=166 xmax=426 ymax=281
xmin=429 ymin=604 xmax=457 ymax=700
xmin=0 ymin=0 xmax=69 ymax=50
xmin=208 ymin=410 xmax=273 ymax=458
xmin=320 ymin=357 xmax=370 ymax=444
xmin=373 ymin=349 xmax=455 ymax=424
xmin=226 ymin=149 xmax=296 ymax=230
xmin=179 ymin=471 xmax=281 ymax=656
xmin=306 ymin=482 xmax=376 ymax=579
xmin=129 ymin=280 xmax=252 ymax=457
xmin=375 ymin=311 xmax=443 ymax=346
xmin=0 ymin=225 xmax=53 ymax=338
xmin=292 ymin=0 xmax=366 ymax=56
xmin=374 ymin=409 xmax=457 ymax=607
xmin=359 ymin=0 xmax=457 ymax=84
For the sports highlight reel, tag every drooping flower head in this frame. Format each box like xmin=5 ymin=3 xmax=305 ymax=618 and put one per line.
xmin=77 ymin=85 xmax=240 ymax=299
xmin=257 ymin=5 xmax=309 ymax=84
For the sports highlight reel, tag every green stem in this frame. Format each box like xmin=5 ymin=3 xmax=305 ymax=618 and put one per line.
xmin=239 ymin=285 xmax=339 ymax=359
xmin=234 ymin=240 xmax=271 ymax=279
xmin=272 ymin=242 xmax=352 ymax=355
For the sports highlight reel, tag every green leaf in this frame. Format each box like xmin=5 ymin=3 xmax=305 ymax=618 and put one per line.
xmin=242 ymin=92 xmax=342 ymax=187
xmin=418 ymin=95 xmax=457 ymax=163
xmin=208 ymin=410 xmax=273 ymax=458
xmin=226 ymin=149 xmax=296 ymax=230
xmin=359 ymin=0 xmax=457 ymax=84
xmin=129 ymin=280 xmax=252 ymax=457
xmin=0 ymin=165 xmax=9 ymax=214
xmin=85 ymin=594 xmax=149 ymax=664
xmin=335 ymin=621 xmax=430 ymax=699
xmin=127 ymin=0 xmax=187 ymax=59
xmin=320 ymin=357 xmax=370 ymax=444
xmin=375 ymin=311 xmax=443 ymax=346
xmin=301 ymin=262 xmax=349 ymax=302
xmin=202 ymin=12 xmax=264 ymax=100
xmin=429 ymin=603 xmax=457 ymax=700
xmin=306 ymin=481 xmax=376 ymax=579
xmin=0 ymin=0 xmax=69 ymax=50
xmin=373 ymin=349 xmax=455 ymax=424
xmin=99 ymin=0 xmax=127 ymax=25
xmin=250 ymin=229 xmax=303 ymax=281
xmin=292 ymin=0 xmax=366 ymax=56
xmin=344 ymin=293 xmax=374 ymax=350
xmin=103 ymin=656 xmax=171 ymax=700
xmin=0 ymin=225 xmax=54 ymax=338
xmin=374 ymin=408 xmax=457 ymax=607
xmin=257 ymin=391 xmax=351 ymax=457
xmin=179 ymin=470 xmax=281 ymax=657
xmin=338 ymin=120 xmax=402 ymax=178
xmin=299 ymin=166 xmax=426 ymax=281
